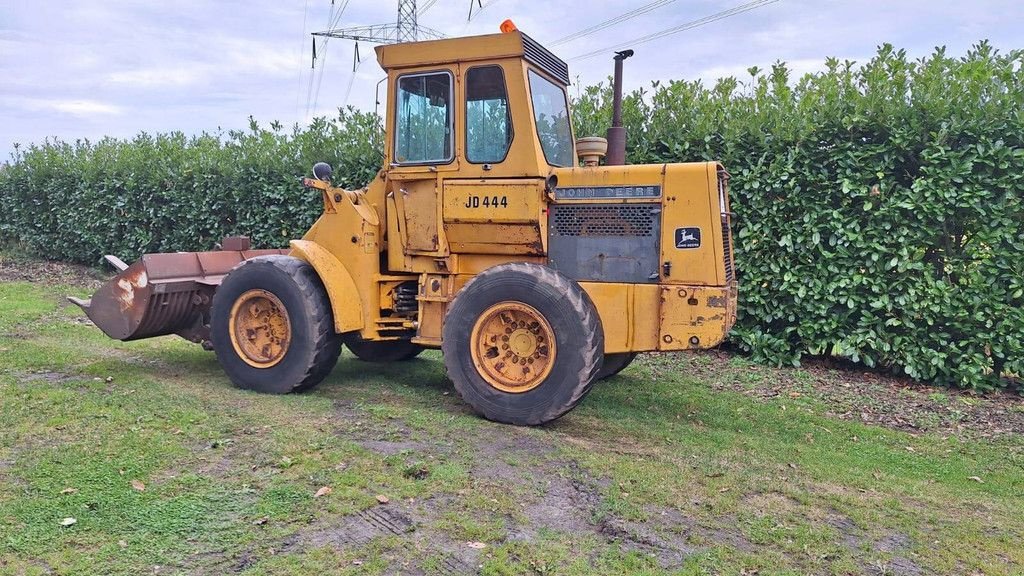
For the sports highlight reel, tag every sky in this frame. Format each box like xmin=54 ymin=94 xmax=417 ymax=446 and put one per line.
xmin=1 ymin=0 xmax=1022 ymax=160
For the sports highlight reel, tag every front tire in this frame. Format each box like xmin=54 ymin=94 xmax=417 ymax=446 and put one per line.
xmin=442 ymin=263 xmax=604 ymax=426
xmin=211 ymin=255 xmax=342 ymax=394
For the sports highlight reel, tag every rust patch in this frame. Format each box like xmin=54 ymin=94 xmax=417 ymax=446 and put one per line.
xmin=707 ymin=295 xmax=728 ymax=308
xmin=115 ymin=268 xmax=148 ymax=312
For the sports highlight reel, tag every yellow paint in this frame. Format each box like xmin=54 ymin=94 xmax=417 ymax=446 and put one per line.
xmin=392 ymin=176 xmax=444 ymax=254
xmin=443 ymin=179 xmax=543 ymax=223
xmin=291 ymin=32 xmax=736 ymax=354
xmin=658 ymin=285 xmax=737 ymax=351
xmin=228 ymin=289 xmax=291 ymax=368
xmin=469 ymin=301 xmax=556 ymax=393
xmin=288 ymin=239 xmax=364 ymax=334
xmin=551 ymin=162 xmax=727 ymax=287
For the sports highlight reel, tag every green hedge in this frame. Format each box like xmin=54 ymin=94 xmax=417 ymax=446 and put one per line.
xmin=0 ymin=109 xmax=381 ymax=262
xmin=2 ymin=44 xmax=1021 ymax=389
xmin=574 ymin=42 xmax=1023 ymax=389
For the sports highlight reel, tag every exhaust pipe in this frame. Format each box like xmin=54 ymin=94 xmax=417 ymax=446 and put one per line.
xmin=605 ymin=49 xmax=634 ymax=166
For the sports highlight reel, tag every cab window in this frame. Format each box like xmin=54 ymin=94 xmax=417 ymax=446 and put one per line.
xmin=528 ymin=69 xmax=574 ymax=167
xmin=394 ymin=71 xmax=453 ymax=164
xmin=465 ymin=66 xmax=512 ymax=163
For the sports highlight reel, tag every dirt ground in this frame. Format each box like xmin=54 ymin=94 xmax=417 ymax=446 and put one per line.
xmin=3 ymin=256 xmax=1022 ymax=575
xmin=660 ymin=351 xmax=1024 ymax=441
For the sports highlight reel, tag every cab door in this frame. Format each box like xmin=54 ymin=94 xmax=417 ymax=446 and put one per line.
xmin=384 ymin=67 xmax=459 ymax=267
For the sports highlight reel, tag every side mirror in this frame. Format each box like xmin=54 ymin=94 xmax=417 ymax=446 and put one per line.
xmin=313 ymin=162 xmax=333 ymax=182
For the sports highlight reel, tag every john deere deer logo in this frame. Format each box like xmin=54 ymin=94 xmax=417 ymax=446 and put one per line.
xmin=674 ymin=227 xmax=701 ymax=249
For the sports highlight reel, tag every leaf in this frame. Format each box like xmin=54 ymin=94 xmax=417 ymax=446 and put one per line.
xmin=60 ymin=487 xmax=78 ymax=495
xmin=467 ymin=541 xmax=486 ymax=549
xmin=130 ymin=479 xmax=145 ymax=492
xmin=314 ymin=486 xmax=332 ymax=498
xmin=60 ymin=517 xmax=77 ymax=527
xmin=375 ymin=494 xmax=390 ymax=504
xmin=967 ymin=476 xmax=984 ymax=484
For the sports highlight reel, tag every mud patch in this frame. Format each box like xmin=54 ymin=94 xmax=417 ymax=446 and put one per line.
xmin=875 ymin=531 xmax=912 ymax=553
xmin=599 ymin=507 xmax=701 ymax=569
xmin=511 ymin=468 xmax=600 ymax=540
xmin=0 ymin=255 xmax=106 ymax=287
xmin=282 ymin=497 xmax=482 ymax=575
xmin=866 ymin=556 xmax=924 ymax=576
xmin=824 ymin=513 xmax=864 ymax=550
xmin=21 ymin=370 xmax=75 ymax=384
xmin=864 ymin=531 xmax=924 ymax=576
xmin=356 ymin=440 xmax=430 ymax=456
xmin=646 ymin=351 xmax=1024 ymax=440
xmin=299 ymin=505 xmax=416 ymax=548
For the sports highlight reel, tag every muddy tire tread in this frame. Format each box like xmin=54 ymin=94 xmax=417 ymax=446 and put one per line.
xmin=212 ymin=255 xmax=341 ymax=393
xmin=442 ymin=262 xmax=604 ymax=425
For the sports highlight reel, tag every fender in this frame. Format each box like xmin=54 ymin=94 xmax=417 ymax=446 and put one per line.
xmin=289 ymin=239 xmax=363 ymax=333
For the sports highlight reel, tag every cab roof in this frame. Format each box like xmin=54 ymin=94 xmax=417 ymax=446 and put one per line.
xmin=374 ymin=30 xmax=570 ymax=85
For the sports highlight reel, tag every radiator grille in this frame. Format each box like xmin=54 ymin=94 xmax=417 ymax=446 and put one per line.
xmin=547 ymin=202 xmax=661 ymax=283
xmin=550 ymin=204 xmax=657 ymax=237
xmin=722 ymin=216 xmax=734 ymax=282
xmin=718 ymin=168 xmax=735 ymax=283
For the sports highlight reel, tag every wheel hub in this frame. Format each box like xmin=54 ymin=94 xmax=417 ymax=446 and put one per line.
xmin=470 ymin=301 xmax=556 ymax=393
xmin=229 ymin=289 xmax=291 ymax=368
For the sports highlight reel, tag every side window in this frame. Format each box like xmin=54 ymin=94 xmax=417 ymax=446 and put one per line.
xmin=465 ymin=66 xmax=512 ymax=163
xmin=528 ymin=70 xmax=574 ymax=167
xmin=394 ymin=71 xmax=453 ymax=164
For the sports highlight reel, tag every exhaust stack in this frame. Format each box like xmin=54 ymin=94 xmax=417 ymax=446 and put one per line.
xmin=605 ymin=49 xmax=634 ymax=166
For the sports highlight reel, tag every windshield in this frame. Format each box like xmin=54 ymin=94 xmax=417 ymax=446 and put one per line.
xmin=528 ymin=70 xmax=574 ymax=167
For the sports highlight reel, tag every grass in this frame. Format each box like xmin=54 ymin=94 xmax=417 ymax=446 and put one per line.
xmin=0 ymin=277 xmax=1021 ymax=575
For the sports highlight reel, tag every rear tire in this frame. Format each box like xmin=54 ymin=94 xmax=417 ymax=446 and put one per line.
xmin=345 ymin=338 xmax=423 ymax=362
xmin=442 ymin=263 xmax=603 ymax=426
xmin=211 ymin=255 xmax=341 ymax=394
xmin=596 ymin=353 xmax=637 ymax=380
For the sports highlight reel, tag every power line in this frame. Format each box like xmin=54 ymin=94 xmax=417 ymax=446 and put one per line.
xmin=309 ymin=0 xmax=350 ymax=117
xmin=570 ymin=0 xmax=780 ymax=61
xmin=309 ymin=1 xmax=448 ymax=118
xmin=344 ymin=57 xmax=366 ymax=106
xmin=418 ymin=0 xmax=440 ymax=16
xmin=551 ymin=0 xmax=677 ymax=47
xmin=295 ymin=0 xmax=311 ymax=120
xmin=467 ymin=0 xmax=499 ymax=22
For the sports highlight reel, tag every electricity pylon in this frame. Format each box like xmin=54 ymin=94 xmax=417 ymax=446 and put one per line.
xmin=312 ymin=0 xmax=445 ymax=45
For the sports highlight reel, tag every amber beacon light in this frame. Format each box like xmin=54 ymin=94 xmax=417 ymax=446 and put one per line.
xmin=500 ymin=19 xmax=517 ymax=33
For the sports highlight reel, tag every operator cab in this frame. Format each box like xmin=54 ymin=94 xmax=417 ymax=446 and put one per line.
xmin=376 ymin=27 xmax=575 ymax=180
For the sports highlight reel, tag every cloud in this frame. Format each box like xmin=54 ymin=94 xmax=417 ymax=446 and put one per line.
xmin=107 ymin=65 xmax=209 ymax=88
xmin=44 ymin=99 xmax=122 ymax=116
xmin=2 ymin=0 xmax=1024 ymax=159
xmin=1 ymin=96 xmax=121 ymax=116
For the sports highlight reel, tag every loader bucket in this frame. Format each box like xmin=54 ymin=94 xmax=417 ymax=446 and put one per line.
xmin=69 ymin=240 xmax=288 ymax=344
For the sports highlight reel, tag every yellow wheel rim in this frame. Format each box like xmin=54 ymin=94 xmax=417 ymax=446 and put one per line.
xmin=470 ymin=301 xmax=556 ymax=393
xmin=228 ymin=289 xmax=291 ymax=368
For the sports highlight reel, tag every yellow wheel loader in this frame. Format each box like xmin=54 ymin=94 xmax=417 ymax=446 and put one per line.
xmin=72 ymin=25 xmax=737 ymax=426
